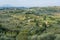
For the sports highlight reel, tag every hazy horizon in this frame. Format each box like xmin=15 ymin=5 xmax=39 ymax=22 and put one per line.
xmin=0 ymin=0 xmax=60 ymax=7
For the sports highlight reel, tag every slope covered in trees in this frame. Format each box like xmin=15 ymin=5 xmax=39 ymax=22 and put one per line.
xmin=0 ymin=6 xmax=60 ymax=40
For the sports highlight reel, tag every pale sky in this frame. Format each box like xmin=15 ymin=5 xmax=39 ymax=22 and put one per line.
xmin=0 ymin=0 xmax=60 ymax=7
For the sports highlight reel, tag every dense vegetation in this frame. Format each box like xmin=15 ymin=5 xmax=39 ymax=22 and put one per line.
xmin=0 ymin=6 xmax=60 ymax=40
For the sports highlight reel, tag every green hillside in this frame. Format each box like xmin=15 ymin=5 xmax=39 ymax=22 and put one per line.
xmin=0 ymin=6 xmax=60 ymax=40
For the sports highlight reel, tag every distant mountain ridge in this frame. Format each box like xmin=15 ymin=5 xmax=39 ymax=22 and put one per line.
xmin=0 ymin=4 xmax=14 ymax=7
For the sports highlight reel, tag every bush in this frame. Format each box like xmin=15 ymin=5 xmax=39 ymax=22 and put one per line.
xmin=37 ymin=33 xmax=56 ymax=40
xmin=55 ymin=34 xmax=60 ymax=40
xmin=16 ymin=32 xmax=28 ymax=40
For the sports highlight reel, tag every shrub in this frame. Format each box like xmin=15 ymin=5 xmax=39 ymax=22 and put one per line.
xmin=37 ymin=33 xmax=56 ymax=40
